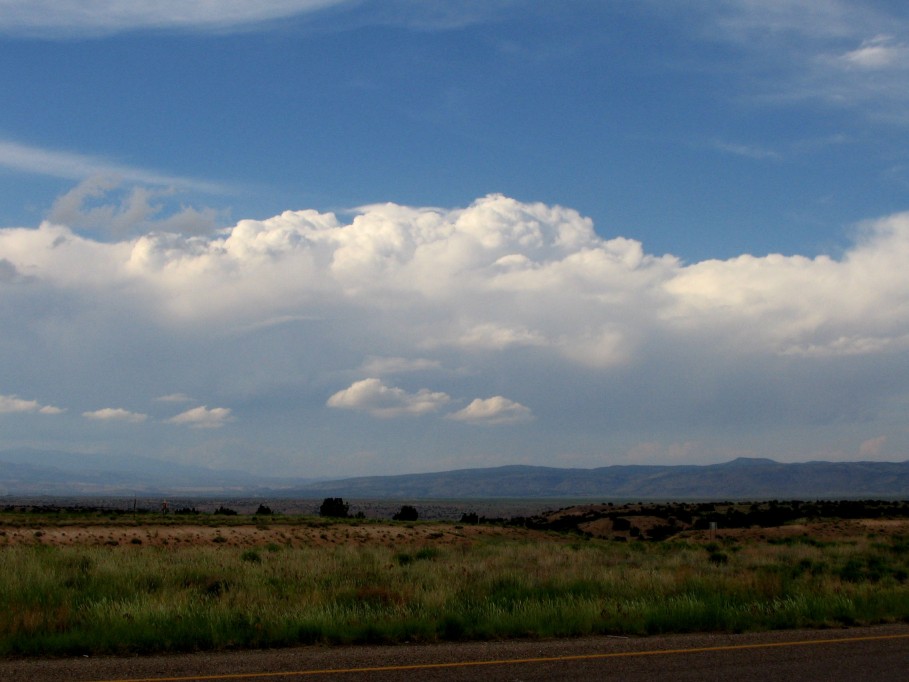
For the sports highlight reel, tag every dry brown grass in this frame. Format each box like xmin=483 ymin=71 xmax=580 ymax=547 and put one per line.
xmin=0 ymin=519 xmax=545 ymax=550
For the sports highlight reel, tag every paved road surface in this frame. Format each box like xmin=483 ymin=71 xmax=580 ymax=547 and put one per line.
xmin=2 ymin=624 xmax=907 ymax=681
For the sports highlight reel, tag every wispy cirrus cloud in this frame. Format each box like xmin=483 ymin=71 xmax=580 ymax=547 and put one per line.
xmin=840 ymin=35 xmax=909 ymax=70
xmin=658 ymin=1 xmax=909 ymax=123
xmin=0 ymin=0 xmax=353 ymax=38
xmin=0 ymin=139 xmax=227 ymax=194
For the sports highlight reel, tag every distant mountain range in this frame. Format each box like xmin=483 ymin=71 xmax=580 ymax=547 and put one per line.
xmin=288 ymin=458 xmax=909 ymax=500
xmin=2 ymin=449 xmax=908 ymax=499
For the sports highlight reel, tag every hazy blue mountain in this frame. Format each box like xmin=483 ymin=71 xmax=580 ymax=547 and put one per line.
xmin=286 ymin=458 xmax=909 ymax=499
xmin=2 ymin=450 xmax=908 ymax=499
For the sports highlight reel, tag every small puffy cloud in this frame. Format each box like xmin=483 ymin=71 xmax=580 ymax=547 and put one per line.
xmin=167 ymin=406 xmax=233 ymax=429
xmin=0 ymin=395 xmax=40 ymax=414
xmin=0 ymin=393 xmax=63 ymax=415
xmin=448 ymin=396 xmax=533 ymax=426
xmin=327 ymin=378 xmax=450 ymax=418
xmin=82 ymin=407 xmax=148 ymax=423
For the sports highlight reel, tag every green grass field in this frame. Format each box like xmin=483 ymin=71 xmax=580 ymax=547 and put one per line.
xmin=2 ymin=512 xmax=908 ymax=657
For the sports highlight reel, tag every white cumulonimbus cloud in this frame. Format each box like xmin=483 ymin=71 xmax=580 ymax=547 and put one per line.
xmin=327 ymin=378 xmax=450 ymax=418
xmin=4 ymin=192 xmax=909 ymax=365
xmin=166 ymin=406 xmax=233 ymax=429
xmin=448 ymin=396 xmax=534 ymax=426
xmin=0 ymin=393 xmax=63 ymax=415
xmin=82 ymin=407 xmax=148 ymax=423
xmin=2 ymin=192 xmax=909 ymax=461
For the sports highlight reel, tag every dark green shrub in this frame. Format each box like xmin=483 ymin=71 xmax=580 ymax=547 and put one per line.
xmin=393 ymin=505 xmax=419 ymax=522
xmin=320 ymin=498 xmax=349 ymax=518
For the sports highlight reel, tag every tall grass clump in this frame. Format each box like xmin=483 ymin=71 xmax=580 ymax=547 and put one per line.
xmin=1 ymin=531 xmax=908 ymax=656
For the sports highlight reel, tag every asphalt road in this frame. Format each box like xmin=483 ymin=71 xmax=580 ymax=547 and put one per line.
xmin=2 ymin=624 xmax=908 ymax=682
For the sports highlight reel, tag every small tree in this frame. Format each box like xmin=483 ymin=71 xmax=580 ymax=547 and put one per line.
xmin=392 ymin=505 xmax=419 ymax=522
xmin=319 ymin=497 xmax=349 ymax=518
xmin=255 ymin=504 xmax=273 ymax=516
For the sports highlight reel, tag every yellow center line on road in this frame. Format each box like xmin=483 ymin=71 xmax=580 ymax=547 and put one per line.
xmin=92 ymin=632 xmax=909 ymax=682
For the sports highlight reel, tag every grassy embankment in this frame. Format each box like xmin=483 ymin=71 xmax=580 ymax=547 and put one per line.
xmin=1 ymin=512 xmax=908 ymax=656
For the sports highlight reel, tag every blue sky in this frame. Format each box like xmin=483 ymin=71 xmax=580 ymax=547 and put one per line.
xmin=1 ymin=1 xmax=908 ymax=477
